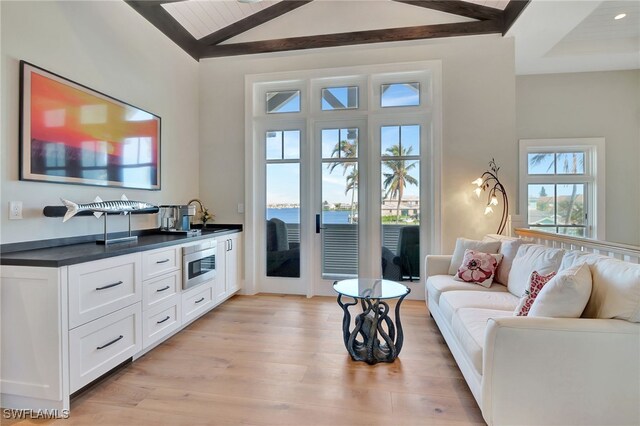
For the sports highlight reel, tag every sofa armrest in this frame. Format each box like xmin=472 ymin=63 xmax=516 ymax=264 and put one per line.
xmin=482 ymin=317 xmax=640 ymax=426
xmin=424 ymin=255 xmax=452 ymax=277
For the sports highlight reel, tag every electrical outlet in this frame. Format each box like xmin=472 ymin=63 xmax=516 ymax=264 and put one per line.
xmin=237 ymin=203 xmax=244 ymax=214
xmin=9 ymin=201 xmax=23 ymax=220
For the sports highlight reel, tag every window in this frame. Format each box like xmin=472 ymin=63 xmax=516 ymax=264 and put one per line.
xmin=380 ymin=82 xmax=420 ymax=107
xmin=321 ymin=86 xmax=358 ymax=110
xmin=266 ymin=90 xmax=301 ymax=114
xmin=519 ymin=138 xmax=605 ymax=239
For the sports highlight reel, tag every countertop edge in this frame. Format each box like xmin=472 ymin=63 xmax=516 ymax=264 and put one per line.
xmin=0 ymin=227 xmax=242 ymax=268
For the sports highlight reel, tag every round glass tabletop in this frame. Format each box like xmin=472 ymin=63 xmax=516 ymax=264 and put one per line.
xmin=333 ymin=278 xmax=409 ymax=300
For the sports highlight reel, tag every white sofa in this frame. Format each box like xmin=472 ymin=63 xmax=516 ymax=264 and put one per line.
xmin=425 ymin=236 xmax=640 ymax=426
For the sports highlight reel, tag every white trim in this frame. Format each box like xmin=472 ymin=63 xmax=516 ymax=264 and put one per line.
xmin=518 ymin=138 xmax=605 ymax=240
xmin=246 ymin=61 xmax=442 ymax=297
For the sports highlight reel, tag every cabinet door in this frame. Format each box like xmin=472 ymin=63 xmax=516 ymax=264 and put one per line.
xmin=226 ymin=234 xmax=241 ymax=295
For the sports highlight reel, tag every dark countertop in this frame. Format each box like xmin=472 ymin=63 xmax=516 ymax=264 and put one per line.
xmin=0 ymin=225 xmax=242 ymax=268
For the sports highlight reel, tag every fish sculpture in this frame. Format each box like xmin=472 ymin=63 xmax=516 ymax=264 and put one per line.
xmin=61 ymin=195 xmax=157 ymax=222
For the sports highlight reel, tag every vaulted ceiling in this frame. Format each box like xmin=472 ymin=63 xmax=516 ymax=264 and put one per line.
xmin=125 ymin=0 xmax=530 ymax=60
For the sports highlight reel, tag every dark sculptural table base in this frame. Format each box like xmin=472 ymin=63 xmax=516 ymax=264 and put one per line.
xmin=337 ymin=288 xmax=410 ymax=365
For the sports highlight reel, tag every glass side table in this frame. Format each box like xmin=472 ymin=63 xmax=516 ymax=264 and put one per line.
xmin=333 ymin=278 xmax=410 ymax=365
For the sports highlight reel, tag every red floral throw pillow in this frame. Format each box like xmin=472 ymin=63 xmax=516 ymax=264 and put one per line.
xmin=454 ymin=249 xmax=502 ymax=288
xmin=514 ymin=270 xmax=557 ymax=316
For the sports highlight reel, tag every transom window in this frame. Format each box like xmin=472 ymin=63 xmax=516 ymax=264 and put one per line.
xmin=266 ymin=90 xmax=301 ymax=114
xmin=381 ymin=82 xmax=420 ymax=107
xmin=321 ymin=86 xmax=358 ymax=111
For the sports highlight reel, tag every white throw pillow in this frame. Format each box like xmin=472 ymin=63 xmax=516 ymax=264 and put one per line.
xmin=483 ymin=237 xmax=523 ymax=286
xmin=507 ymin=244 xmax=565 ymax=297
xmin=528 ymin=263 xmax=592 ymax=318
xmin=583 ymin=258 xmax=640 ymax=323
xmin=448 ymin=238 xmax=501 ymax=276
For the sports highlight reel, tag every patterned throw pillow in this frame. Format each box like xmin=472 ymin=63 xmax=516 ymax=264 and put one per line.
xmin=454 ymin=249 xmax=502 ymax=288
xmin=514 ymin=271 xmax=557 ymax=316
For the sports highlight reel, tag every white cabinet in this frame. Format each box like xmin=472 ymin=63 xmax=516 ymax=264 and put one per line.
xmin=68 ymin=254 xmax=142 ymax=329
xmin=182 ymin=279 xmax=215 ymax=324
xmin=142 ymin=246 xmax=180 ymax=281
xmin=143 ymin=270 xmax=180 ymax=310
xmin=215 ymin=233 xmax=242 ymax=303
xmin=0 ymin=232 xmax=240 ymax=413
xmin=69 ymin=303 xmax=141 ymax=393
xmin=142 ymin=296 xmax=181 ymax=348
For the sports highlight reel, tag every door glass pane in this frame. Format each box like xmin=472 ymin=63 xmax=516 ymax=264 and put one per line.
xmin=266 ymin=90 xmax=301 ymax=114
xmin=527 ymin=153 xmax=555 ymax=174
xmin=321 ymin=86 xmax=358 ymax=110
xmin=381 ymin=83 xmax=420 ymax=107
xmin=527 ymin=184 xmax=555 ymax=226
xmin=381 ymin=131 xmax=420 ymax=281
xmin=321 ymin=128 xmax=359 ymax=278
xmin=266 ymin=163 xmax=300 ymax=278
xmin=556 ymin=152 xmax=585 ymax=174
xmin=556 ymin=184 xmax=585 ymax=225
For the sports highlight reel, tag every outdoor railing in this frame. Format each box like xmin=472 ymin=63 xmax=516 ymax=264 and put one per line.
xmin=283 ymin=223 xmax=417 ymax=275
xmin=515 ymin=228 xmax=640 ymax=263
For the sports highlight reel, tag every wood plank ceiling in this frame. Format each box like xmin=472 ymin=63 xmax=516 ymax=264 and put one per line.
xmin=125 ymin=0 xmax=530 ymax=60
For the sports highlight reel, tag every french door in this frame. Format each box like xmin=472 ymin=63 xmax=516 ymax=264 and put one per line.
xmin=248 ymin=62 xmax=441 ymax=297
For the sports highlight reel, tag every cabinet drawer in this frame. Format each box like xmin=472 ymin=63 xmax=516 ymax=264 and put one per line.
xmin=143 ymin=296 xmax=181 ymax=349
xmin=69 ymin=303 xmax=141 ymax=393
xmin=143 ymin=270 xmax=180 ymax=310
xmin=142 ymin=247 xmax=180 ymax=281
xmin=182 ymin=281 xmax=214 ymax=324
xmin=69 ymin=254 xmax=142 ymax=328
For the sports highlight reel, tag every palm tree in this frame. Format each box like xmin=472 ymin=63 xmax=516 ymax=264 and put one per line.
xmin=382 ymin=145 xmax=418 ymax=223
xmin=327 ymin=139 xmax=358 ymax=223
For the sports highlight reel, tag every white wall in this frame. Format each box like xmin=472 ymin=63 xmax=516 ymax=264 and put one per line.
xmin=199 ymin=36 xmax=517 ymax=253
xmin=517 ymin=70 xmax=640 ymax=246
xmin=0 ymin=1 xmax=200 ymax=244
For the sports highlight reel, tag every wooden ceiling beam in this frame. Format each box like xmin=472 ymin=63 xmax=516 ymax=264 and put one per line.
xmin=200 ymin=19 xmax=502 ymax=58
xmin=503 ymin=0 xmax=531 ymax=35
xmin=125 ymin=0 xmax=200 ymax=60
xmin=392 ymin=0 xmax=503 ymax=21
xmin=200 ymin=1 xmax=314 ymax=46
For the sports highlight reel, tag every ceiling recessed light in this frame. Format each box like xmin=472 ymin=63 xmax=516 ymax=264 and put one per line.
xmin=614 ymin=13 xmax=627 ymax=20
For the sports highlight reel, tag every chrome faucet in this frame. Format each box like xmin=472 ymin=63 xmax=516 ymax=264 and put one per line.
xmin=188 ymin=199 xmax=213 ymax=225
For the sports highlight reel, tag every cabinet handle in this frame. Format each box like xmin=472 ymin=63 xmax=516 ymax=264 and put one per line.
xmin=156 ymin=285 xmax=171 ymax=292
xmin=156 ymin=259 xmax=170 ymax=264
xmin=96 ymin=335 xmax=124 ymax=350
xmin=156 ymin=316 xmax=171 ymax=324
xmin=96 ymin=281 xmax=123 ymax=291
xmin=194 ymin=297 xmax=205 ymax=304
xmin=230 ymin=239 xmax=233 ymax=251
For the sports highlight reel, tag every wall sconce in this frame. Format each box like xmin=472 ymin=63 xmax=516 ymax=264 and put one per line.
xmin=472 ymin=158 xmax=509 ymax=235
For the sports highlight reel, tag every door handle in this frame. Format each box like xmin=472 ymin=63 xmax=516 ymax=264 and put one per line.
xmin=315 ymin=214 xmax=326 ymax=233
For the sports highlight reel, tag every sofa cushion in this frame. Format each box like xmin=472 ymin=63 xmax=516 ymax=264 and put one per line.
xmin=483 ymin=235 xmax=523 ymax=286
xmin=426 ymin=274 xmax=508 ymax=305
xmin=454 ymin=250 xmax=503 ymax=288
xmin=583 ymin=258 xmax=640 ymax=323
xmin=448 ymin=238 xmax=501 ymax=276
xmin=440 ymin=291 xmax=519 ymax=324
xmin=529 ymin=263 xmax=592 ymax=318
xmin=514 ymin=270 xmax=557 ymax=316
xmin=559 ymin=250 xmax=605 ymax=271
xmin=451 ymin=308 xmax=513 ymax=374
xmin=507 ymin=244 xmax=565 ymax=297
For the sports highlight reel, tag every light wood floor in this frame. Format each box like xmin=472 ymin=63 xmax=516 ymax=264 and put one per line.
xmin=8 ymin=295 xmax=485 ymax=425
